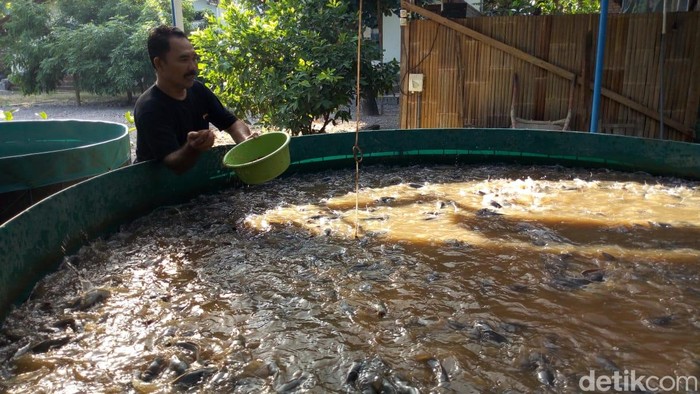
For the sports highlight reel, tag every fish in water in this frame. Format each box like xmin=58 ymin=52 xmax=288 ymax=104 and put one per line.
xmin=276 ymin=372 xmax=310 ymax=392
xmin=471 ymin=320 xmax=508 ymax=344
xmin=476 ymin=208 xmax=502 ymax=217
xmin=168 ymin=355 xmax=189 ymax=376
xmin=378 ymin=196 xmax=396 ymax=204
xmin=644 ymin=315 xmax=675 ymax=327
xmin=371 ymin=301 xmax=388 ymax=318
xmin=66 ymin=288 xmax=110 ymax=311
xmin=426 ymin=272 xmax=442 ymax=283
xmin=172 ymin=367 xmax=217 ymax=388
xmin=520 ymin=351 xmax=555 ymax=386
xmin=174 ymin=341 xmax=200 ymax=362
xmin=346 ymin=356 xmax=397 ymax=392
xmin=348 ymin=262 xmax=379 ymax=273
xmin=547 ymin=276 xmax=592 ymax=291
xmin=392 ymin=376 xmax=420 ymax=394
xmin=30 ymin=336 xmax=72 ymax=354
xmin=446 ymin=319 xmax=469 ymax=331
xmin=601 ymin=252 xmax=617 ymax=261
xmin=53 ymin=317 xmax=79 ymax=331
xmin=581 ymin=269 xmax=605 ymax=282
xmin=519 ymin=223 xmax=573 ymax=246
xmin=426 ymin=358 xmax=450 ymax=387
xmin=500 ymin=321 xmax=527 ymax=334
xmin=141 ymin=356 xmax=166 ymax=382
xmin=346 ymin=360 xmax=364 ymax=385
xmin=594 ymin=354 xmax=620 ymax=372
xmin=339 ymin=300 xmax=356 ymax=318
xmin=508 ymin=283 xmax=529 ymax=293
xmin=536 ymin=365 xmax=555 ymax=386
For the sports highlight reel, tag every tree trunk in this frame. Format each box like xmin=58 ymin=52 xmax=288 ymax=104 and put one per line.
xmin=73 ymin=74 xmax=81 ymax=106
xmin=126 ymin=91 xmax=133 ymax=104
xmin=361 ymin=91 xmax=380 ymax=116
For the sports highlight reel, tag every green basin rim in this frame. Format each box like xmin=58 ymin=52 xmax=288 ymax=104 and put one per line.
xmin=0 ymin=119 xmax=129 ymax=158
xmin=0 ymin=120 xmax=131 ymax=194
xmin=223 ymin=131 xmax=291 ymax=169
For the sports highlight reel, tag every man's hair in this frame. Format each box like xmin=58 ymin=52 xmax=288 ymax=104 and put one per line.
xmin=147 ymin=25 xmax=188 ymax=69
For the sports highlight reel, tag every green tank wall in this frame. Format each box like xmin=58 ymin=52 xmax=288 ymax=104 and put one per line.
xmin=1 ymin=128 xmax=699 ymax=320
xmin=0 ymin=120 xmax=131 ymax=223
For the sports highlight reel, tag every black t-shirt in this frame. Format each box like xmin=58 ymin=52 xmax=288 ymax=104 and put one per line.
xmin=134 ymin=81 xmax=237 ymax=162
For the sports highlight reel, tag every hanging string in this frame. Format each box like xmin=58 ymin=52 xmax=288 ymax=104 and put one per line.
xmin=353 ymin=0 xmax=364 ymax=239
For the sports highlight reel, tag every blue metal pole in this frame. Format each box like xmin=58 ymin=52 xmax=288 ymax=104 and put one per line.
xmin=171 ymin=0 xmax=177 ymax=26
xmin=590 ymin=0 xmax=609 ymax=133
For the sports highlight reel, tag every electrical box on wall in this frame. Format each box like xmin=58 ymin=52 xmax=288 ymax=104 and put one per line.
xmin=408 ymin=73 xmax=424 ymax=93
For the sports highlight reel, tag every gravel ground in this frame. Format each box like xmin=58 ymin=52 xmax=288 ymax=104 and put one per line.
xmin=3 ymin=92 xmax=400 ymax=160
xmin=7 ymin=101 xmax=132 ymax=124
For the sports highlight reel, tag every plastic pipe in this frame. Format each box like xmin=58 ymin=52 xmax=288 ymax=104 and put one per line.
xmin=590 ymin=0 xmax=609 ymax=133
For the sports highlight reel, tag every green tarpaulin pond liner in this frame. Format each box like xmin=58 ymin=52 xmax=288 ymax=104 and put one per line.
xmin=0 ymin=120 xmax=131 ymax=223
xmin=1 ymin=128 xmax=699 ymax=321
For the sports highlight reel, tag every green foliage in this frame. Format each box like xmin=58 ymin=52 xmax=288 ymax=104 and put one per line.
xmin=1 ymin=109 xmax=15 ymax=120
xmin=482 ymin=0 xmax=600 ymax=15
xmin=238 ymin=0 xmax=400 ymax=28
xmin=192 ymin=0 xmax=399 ymax=135
xmin=124 ymin=110 xmax=136 ymax=132
xmin=361 ymin=58 xmax=399 ymax=97
xmin=2 ymin=0 xmax=54 ymax=93
xmin=0 ymin=109 xmax=49 ymax=120
xmin=53 ymin=20 xmax=133 ymax=95
xmin=0 ymin=0 xmax=196 ymax=98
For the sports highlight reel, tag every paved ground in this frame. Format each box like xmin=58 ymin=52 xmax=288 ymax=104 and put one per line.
xmin=6 ymin=100 xmax=132 ymax=124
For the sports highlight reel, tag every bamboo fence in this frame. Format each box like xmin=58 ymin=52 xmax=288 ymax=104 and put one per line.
xmin=399 ymin=5 xmax=700 ymax=142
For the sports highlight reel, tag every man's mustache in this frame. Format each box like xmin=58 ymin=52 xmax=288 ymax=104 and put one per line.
xmin=185 ymin=71 xmax=197 ymax=77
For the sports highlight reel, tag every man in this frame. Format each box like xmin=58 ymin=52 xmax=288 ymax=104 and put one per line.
xmin=134 ymin=25 xmax=256 ymax=173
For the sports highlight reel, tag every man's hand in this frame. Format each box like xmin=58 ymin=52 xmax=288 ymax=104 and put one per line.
xmin=186 ymin=129 xmax=216 ymax=152
xmin=162 ymin=129 xmax=215 ymax=174
xmin=246 ymin=130 xmax=261 ymax=141
xmin=226 ymin=119 xmax=259 ymax=144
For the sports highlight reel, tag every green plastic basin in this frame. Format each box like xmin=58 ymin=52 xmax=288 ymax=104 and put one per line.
xmin=222 ymin=131 xmax=291 ymax=184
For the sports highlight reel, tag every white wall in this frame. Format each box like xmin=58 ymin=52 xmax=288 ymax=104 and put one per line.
xmin=193 ymin=0 xmax=223 ymax=18
xmin=382 ymin=1 xmax=482 ymax=63
xmin=467 ymin=0 xmax=482 ymax=11
xmin=382 ymin=13 xmax=401 ymax=63
xmin=193 ymin=0 xmax=217 ymax=13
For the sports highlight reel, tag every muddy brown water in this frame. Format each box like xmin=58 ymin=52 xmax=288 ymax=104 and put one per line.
xmin=1 ymin=164 xmax=699 ymax=393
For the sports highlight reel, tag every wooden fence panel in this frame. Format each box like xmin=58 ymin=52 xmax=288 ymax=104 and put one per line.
xmin=399 ymin=10 xmax=700 ymax=142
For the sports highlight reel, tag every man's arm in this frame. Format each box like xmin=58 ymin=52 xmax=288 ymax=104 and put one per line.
xmin=224 ymin=119 xmax=256 ymax=144
xmin=163 ymin=129 xmax=215 ymax=174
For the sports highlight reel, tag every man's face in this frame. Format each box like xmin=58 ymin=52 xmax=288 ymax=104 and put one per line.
xmin=155 ymin=36 xmax=198 ymax=90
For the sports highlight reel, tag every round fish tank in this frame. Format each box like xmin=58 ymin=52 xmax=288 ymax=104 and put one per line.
xmin=0 ymin=129 xmax=699 ymax=392
xmin=0 ymin=120 xmax=131 ymax=223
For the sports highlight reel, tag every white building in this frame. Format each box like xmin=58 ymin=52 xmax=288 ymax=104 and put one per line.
xmin=192 ymin=0 xmax=223 ymax=28
xmin=381 ymin=0 xmax=482 ymax=63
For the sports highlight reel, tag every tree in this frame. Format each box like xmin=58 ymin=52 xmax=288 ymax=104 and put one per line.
xmin=482 ymin=0 xmax=599 ymax=15
xmin=192 ymin=0 xmax=398 ymax=135
xmin=0 ymin=2 xmax=11 ymax=76
xmin=0 ymin=0 xmax=195 ymax=103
